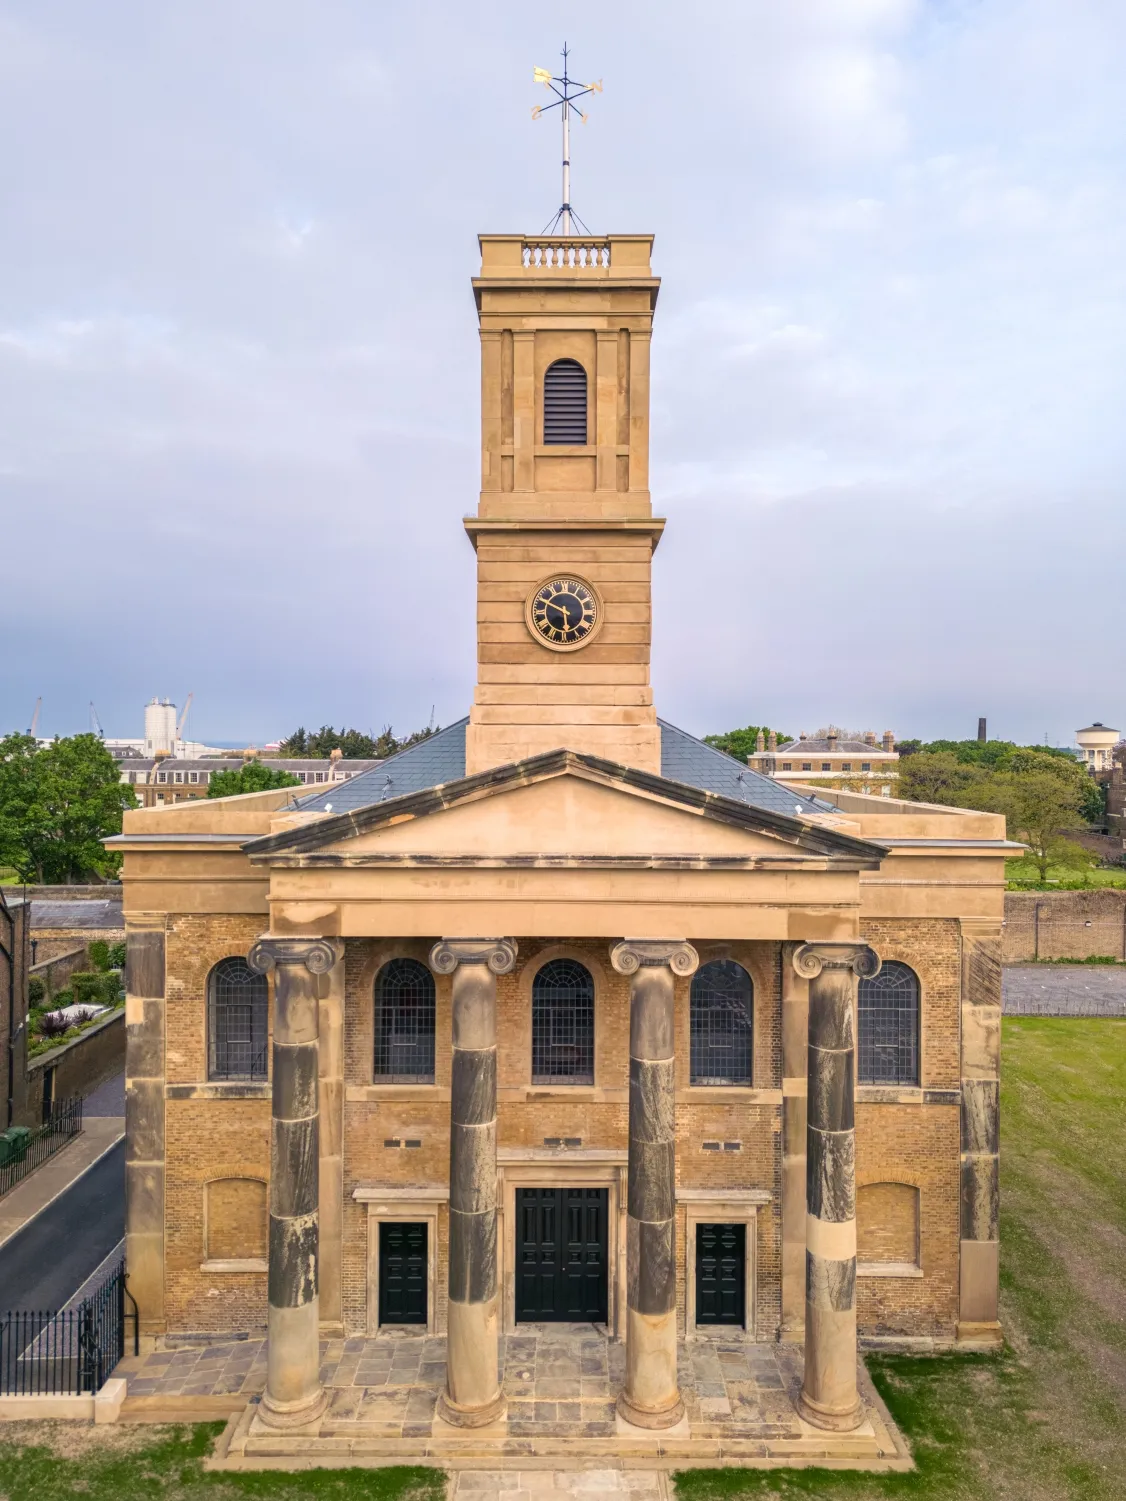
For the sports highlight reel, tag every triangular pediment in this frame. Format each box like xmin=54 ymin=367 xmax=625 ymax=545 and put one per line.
xmin=245 ymin=750 xmax=885 ymax=869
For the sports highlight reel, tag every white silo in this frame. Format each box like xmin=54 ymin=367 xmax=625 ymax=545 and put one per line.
xmin=144 ymin=698 xmax=178 ymax=757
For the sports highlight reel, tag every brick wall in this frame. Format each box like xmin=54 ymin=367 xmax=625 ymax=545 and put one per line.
xmin=163 ymin=913 xmax=272 ymax=1333
xmin=1003 ymin=888 xmax=1126 ymax=961
xmin=26 ymin=1009 xmax=124 ymax=1120
xmin=32 ymin=929 xmax=125 ymax=965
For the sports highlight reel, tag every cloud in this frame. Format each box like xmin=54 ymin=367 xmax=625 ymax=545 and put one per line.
xmin=0 ymin=0 xmax=1123 ymax=747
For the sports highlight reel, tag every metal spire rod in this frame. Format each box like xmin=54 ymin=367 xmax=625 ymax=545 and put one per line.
xmin=531 ymin=43 xmax=601 ymax=236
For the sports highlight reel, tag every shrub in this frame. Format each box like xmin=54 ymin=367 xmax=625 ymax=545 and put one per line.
xmin=52 ymin=988 xmax=72 ymax=1008
xmin=88 ymin=939 xmax=111 ymax=972
xmin=27 ymin=976 xmax=45 ymax=1006
xmin=108 ymin=940 xmax=126 ymax=969
xmin=37 ymin=1012 xmax=72 ymax=1039
xmin=70 ymin=1007 xmax=97 ymax=1027
xmin=71 ymin=971 xmax=104 ymax=1006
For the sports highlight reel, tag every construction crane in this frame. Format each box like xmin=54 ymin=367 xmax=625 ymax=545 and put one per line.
xmin=27 ymin=698 xmax=41 ymax=737
xmin=176 ymin=692 xmax=194 ymax=746
xmin=89 ymin=701 xmax=105 ymax=739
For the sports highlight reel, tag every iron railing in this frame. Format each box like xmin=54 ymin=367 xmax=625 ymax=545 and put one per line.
xmin=0 ymin=1257 xmax=136 ymax=1395
xmin=0 ymin=1096 xmax=83 ymax=1199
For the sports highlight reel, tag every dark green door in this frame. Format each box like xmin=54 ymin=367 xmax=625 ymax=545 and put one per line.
xmin=695 ymin=1222 xmax=745 ymax=1326
xmin=379 ymin=1222 xmax=427 ymax=1324
xmin=516 ymin=1188 xmax=607 ymax=1322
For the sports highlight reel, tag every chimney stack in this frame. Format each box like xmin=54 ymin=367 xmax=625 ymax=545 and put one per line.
xmin=768 ymin=729 xmax=778 ymax=752
xmin=827 ymin=728 xmax=838 ymax=751
xmin=978 ymin=717 xmax=987 ymax=743
xmin=882 ymin=730 xmax=895 ymax=753
xmin=755 ymin=729 xmax=765 ymax=754
xmin=865 ymin=731 xmax=877 ymax=747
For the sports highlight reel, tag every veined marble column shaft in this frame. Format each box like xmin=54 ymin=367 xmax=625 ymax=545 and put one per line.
xmin=611 ymin=938 xmax=699 ymax=1430
xmin=248 ymin=936 xmax=337 ymax=1430
xmin=430 ymin=938 xmax=517 ymax=1429
xmin=792 ymin=941 xmax=879 ymax=1432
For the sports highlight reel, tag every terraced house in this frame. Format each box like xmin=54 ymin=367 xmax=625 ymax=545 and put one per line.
xmin=110 ymin=230 xmax=1013 ymax=1463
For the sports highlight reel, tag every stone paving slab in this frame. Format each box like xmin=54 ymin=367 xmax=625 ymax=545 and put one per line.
xmin=1003 ymin=964 xmax=1126 ymax=1015
xmin=133 ymin=1326 xmax=911 ymax=1473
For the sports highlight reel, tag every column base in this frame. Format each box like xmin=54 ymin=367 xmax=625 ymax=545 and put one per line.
xmin=956 ymin=1319 xmax=1003 ymax=1349
xmin=436 ymin=1388 xmax=507 ymax=1429
xmin=255 ymin=1385 xmax=328 ymax=1431
xmin=796 ymin=1387 xmax=863 ymax=1433
xmin=616 ymin=1390 xmax=685 ymax=1430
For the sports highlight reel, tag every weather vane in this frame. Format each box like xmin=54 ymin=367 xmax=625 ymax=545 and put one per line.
xmin=532 ymin=44 xmax=602 ymax=236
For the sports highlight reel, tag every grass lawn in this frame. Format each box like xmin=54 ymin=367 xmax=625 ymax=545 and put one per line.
xmin=1 ymin=1021 xmax=1123 ymax=1499
xmin=1006 ymin=855 xmax=1126 ymax=890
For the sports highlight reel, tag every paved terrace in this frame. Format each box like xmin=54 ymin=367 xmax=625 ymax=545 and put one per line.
xmin=116 ymin=1326 xmax=909 ymax=1472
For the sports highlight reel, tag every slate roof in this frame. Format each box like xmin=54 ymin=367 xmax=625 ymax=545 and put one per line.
xmin=777 ymin=736 xmax=889 ymax=756
xmin=30 ymin=899 xmax=124 ymax=930
xmin=296 ymin=719 xmax=470 ymax=813
xmin=295 ymin=715 xmax=833 ymax=819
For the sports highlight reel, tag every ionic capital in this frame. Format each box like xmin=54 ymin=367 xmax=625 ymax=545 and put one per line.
xmin=247 ymin=936 xmax=337 ymax=976
xmin=792 ymin=942 xmax=880 ymax=982
xmin=610 ymin=939 xmax=699 ymax=979
xmin=429 ymin=938 xmax=519 ymax=976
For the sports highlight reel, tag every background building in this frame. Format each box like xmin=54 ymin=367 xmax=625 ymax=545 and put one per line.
xmin=118 ymin=756 xmax=383 ymax=807
xmin=750 ymin=728 xmax=899 ymax=796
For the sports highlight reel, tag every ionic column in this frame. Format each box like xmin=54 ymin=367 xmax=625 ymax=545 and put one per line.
xmin=430 ymin=938 xmax=517 ymax=1428
xmin=247 ymin=936 xmax=337 ymax=1430
xmin=792 ymin=941 xmax=879 ymax=1432
xmin=780 ymin=941 xmax=809 ymax=1342
xmin=610 ymin=938 xmax=698 ymax=1430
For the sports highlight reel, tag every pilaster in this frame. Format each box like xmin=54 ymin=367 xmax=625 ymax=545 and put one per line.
xmin=124 ymin=916 xmax=166 ymax=1336
xmin=780 ymin=940 xmax=808 ymax=1342
xmin=957 ymin=918 xmax=1003 ymax=1346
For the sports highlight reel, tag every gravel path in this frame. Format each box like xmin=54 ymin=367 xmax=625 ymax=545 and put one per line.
xmin=1003 ymin=965 xmax=1126 ymax=1016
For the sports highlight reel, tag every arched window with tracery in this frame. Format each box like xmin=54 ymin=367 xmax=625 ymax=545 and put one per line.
xmin=208 ymin=957 xmax=268 ymax=1081
xmin=857 ymin=961 xmax=920 ymax=1086
xmin=374 ymin=958 xmax=436 ymax=1083
xmin=532 ymin=958 xmax=594 ymax=1084
xmin=543 ymin=358 xmax=588 ymax=444
xmin=690 ymin=960 xmax=754 ymax=1085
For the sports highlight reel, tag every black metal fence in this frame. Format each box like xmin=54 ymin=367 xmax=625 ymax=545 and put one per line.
xmin=0 ymin=1096 xmax=83 ymax=1199
xmin=0 ymin=1257 xmax=136 ymax=1395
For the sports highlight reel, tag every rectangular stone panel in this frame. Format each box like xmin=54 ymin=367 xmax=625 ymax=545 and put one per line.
xmin=626 ymin=1216 xmax=675 ymax=1316
xmin=961 ymin=1079 xmax=1000 ymax=1156
xmin=126 ymin=930 xmax=165 ymax=999
xmin=626 ymin=1138 xmax=674 ymax=1222
xmin=806 ymin=1250 xmax=856 ymax=1313
xmin=961 ymin=1002 xmax=1001 ymax=1079
xmin=125 ymin=1078 xmax=164 ymax=1163
xmin=960 ymin=1154 xmax=1000 ymax=1242
xmin=272 ymin=1041 xmax=318 ymax=1122
xmin=450 ymin=1048 xmax=497 ymax=1127
xmin=628 ymin=1057 xmax=675 ymax=1143
xmin=959 ymin=1238 xmax=1000 ymax=1324
xmin=449 ymin=1120 xmax=498 ymax=1214
xmin=125 ymin=998 xmax=164 ymax=1080
xmin=807 ymin=1045 xmax=855 ymax=1131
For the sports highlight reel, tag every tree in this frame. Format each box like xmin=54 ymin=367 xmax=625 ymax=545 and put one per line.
xmin=703 ymin=725 xmax=791 ymax=762
xmin=277 ymin=727 xmax=308 ymax=756
xmin=207 ymin=761 xmax=302 ymax=799
xmin=971 ymin=769 xmax=1086 ymax=884
xmin=0 ymin=732 xmax=136 ymax=883
xmin=277 ymin=723 xmax=440 ymax=760
xmin=896 ymin=752 xmax=989 ymax=806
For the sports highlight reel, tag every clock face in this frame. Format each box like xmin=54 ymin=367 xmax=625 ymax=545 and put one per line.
xmin=527 ymin=575 xmax=602 ymax=650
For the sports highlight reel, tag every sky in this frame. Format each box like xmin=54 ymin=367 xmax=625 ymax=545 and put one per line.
xmin=1 ymin=0 xmax=1123 ymax=749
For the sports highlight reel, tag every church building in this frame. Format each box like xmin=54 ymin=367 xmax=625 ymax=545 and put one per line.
xmin=112 ymin=230 xmax=1009 ymax=1456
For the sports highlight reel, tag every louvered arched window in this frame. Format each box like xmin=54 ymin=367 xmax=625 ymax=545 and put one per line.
xmin=543 ymin=358 xmax=588 ymax=444
xmin=374 ymin=958 xmax=436 ymax=1083
xmin=532 ymin=958 xmax=594 ymax=1083
xmin=690 ymin=960 xmax=753 ymax=1085
xmin=208 ymin=957 xmax=268 ymax=1081
xmin=858 ymin=961 xmax=920 ymax=1086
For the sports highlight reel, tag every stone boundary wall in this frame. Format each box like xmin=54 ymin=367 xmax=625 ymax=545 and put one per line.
xmin=26 ymin=1009 xmax=125 ymax=1119
xmin=1003 ymin=889 xmax=1126 ymax=962
xmin=30 ymin=945 xmax=91 ymax=1000
xmin=14 ymin=884 xmax=123 ymax=901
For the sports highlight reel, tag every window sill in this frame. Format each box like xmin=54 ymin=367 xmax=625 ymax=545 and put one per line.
xmin=166 ymin=1082 xmax=270 ymax=1100
xmin=200 ymin=1259 xmax=267 ymax=1274
xmin=346 ymin=1084 xmax=449 ymax=1102
xmin=684 ymin=1086 xmax=782 ymax=1104
xmin=856 ymin=1087 xmax=960 ymax=1106
xmin=857 ymin=1262 xmax=924 ymax=1279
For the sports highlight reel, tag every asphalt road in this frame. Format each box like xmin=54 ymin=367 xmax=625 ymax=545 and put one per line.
xmin=0 ymin=1137 xmax=125 ymax=1312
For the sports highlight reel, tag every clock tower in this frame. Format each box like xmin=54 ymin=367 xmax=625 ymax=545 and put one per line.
xmin=465 ymin=233 xmax=663 ymax=775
